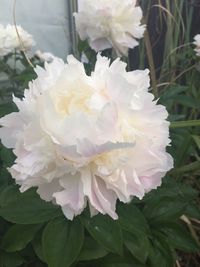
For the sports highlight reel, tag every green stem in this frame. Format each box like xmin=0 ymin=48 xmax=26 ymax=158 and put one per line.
xmin=170 ymin=120 xmax=200 ymax=129
xmin=144 ymin=30 xmax=158 ymax=98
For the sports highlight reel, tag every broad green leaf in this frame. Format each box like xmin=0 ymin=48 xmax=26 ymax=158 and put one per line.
xmin=144 ymin=181 xmax=198 ymax=203
xmin=98 ymin=253 xmax=147 ymax=267
xmin=42 ymin=217 xmax=84 ymax=267
xmin=0 ymin=194 xmax=62 ymax=224
xmin=78 ymin=237 xmax=108 ymax=261
xmin=0 ymin=147 xmax=15 ymax=167
xmin=159 ymin=85 xmax=187 ymax=101
xmin=32 ymin=232 xmax=45 ymax=262
xmin=143 ymin=197 xmax=186 ymax=222
xmin=0 ymin=185 xmax=22 ymax=208
xmin=156 ymin=222 xmax=199 ymax=252
xmin=81 ymin=214 xmax=123 ymax=255
xmin=172 ymin=161 xmax=200 ymax=174
xmin=0 ymin=251 xmax=24 ymax=267
xmin=173 ymin=95 xmax=199 ymax=109
xmin=117 ymin=202 xmax=149 ymax=234
xmin=103 ymin=264 xmax=143 ymax=267
xmin=123 ymin=230 xmax=149 ymax=264
xmin=0 ymin=103 xmax=17 ymax=117
xmin=0 ymin=167 xmax=11 ymax=186
xmin=185 ymin=203 xmax=200 ymax=220
xmin=148 ymin=236 xmax=174 ymax=267
xmin=1 ymin=224 xmax=42 ymax=252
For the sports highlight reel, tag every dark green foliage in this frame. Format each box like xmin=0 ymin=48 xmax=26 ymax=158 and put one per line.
xmin=42 ymin=217 xmax=84 ymax=267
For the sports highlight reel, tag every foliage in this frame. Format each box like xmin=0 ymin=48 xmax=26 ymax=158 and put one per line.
xmin=0 ymin=1 xmax=200 ymax=267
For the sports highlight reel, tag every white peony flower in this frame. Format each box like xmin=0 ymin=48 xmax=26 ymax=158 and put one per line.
xmin=0 ymin=24 xmax=35 ymax=57
xmin=194 ymin=34 xmax=200 ymax=57
xmin=0 ymin=54 xmax=173 ymax=220
xmin=35 ymin=50 xmax=55 ymax=63
xmin=74 ymin=0 xmax=145 ymax=56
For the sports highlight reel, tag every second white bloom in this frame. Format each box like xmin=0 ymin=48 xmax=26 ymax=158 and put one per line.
xmin=0 ymin=24 xmax=35 ymax=56
xmin=74 ymin=0 xmax=145 ymax=56
xmin=194 ymin=34 xmax=200 ymax=57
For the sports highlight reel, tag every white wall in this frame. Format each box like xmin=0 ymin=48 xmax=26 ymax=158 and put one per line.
xmin=0 ymin=0 xmax=72 ymax=59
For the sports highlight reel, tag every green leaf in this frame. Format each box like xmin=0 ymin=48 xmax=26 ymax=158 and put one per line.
xmin=81 ymin=214 xmax=123 ymax=255
xmin=123 ymin=230 xmax=149 ymax=264
xmin=0 ymin=185 xmax=22 ymax=208
xmin=0 ymin=147 xmax=15 ymax=167
xmin=0 ymin=103 xmax=17 ymax=117
xmin=0 ymin=193 xmax=62 ymax=224
xmin=78 ymin=237 xmax=108 ymax=261
xmin=103 ymin=264 xmax=142 ymax=267
xmin=192 ymin=135 xmax=200 ymax=149
xmin=148 ymin=236 xmax=174 ymax=267
xmin=144 ymin=181 xmax=198 ymax=203
xmin=159 ymin=85 xmax=187 ymax=101
xmin=172 ymin=161 xmax=200 ymax=174
xmin=0 ymin=167 xmax=12 ymax=186
xmin=173 ymin=95 xmax=199 ymax=109
xmin=185 ymin=203 xmax=200 ymax=220
xmin=1 ymin=224 xmax=42 ymax=252
xmin=117 ymin=202 xmax=149 ymax=234
xmin=143 ymin=197 xmax=186 ymax=222
xmin=98 ymin=253 xmax=147 ymax=267
xmin=42 ymin=217 xmax=84 ymax=267
xmin=0 ymin=251 xmax=24 ymax=267
xmin=32 ymin=231 xmax=45 ymax=262
xmin=156 ymin=222 xmax=200 ymax=252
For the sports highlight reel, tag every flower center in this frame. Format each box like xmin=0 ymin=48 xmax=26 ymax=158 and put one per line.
xmin=52 ymin=84 xmax=93 ymax=116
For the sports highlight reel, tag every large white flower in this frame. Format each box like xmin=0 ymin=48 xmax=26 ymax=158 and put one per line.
xmin=194 ymin=34 xmax=200 ymax=57
xmin=74 ymin=0 xmax=145 ymax=56
xmin=0 ymin=55 xmax=173 ymax=220
xmin=0 ymin=24 xmax=35 ymax=57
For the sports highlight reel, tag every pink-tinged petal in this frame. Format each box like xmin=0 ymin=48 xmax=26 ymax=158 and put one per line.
xmin=77 ymin=139 xmax=134 ymax=158
xmin=139 ymin=171 xmax=170 ymax=193
xmin=96 ymin=103 xmax=119 ymax=141
xmin=0 ymin=127 xmax=18 ymax=148
xmin=81 ymin=167 xmax=118 ymax=219
xmin=103 ymin=168 xmax=144 ymax=202
xmin=37 ymin=180 xmax=62 ymax=201
xmin=90 ymin=38 xmax=112 ymax=52
xmin=53 ymin=174 xmax=85 ymax=213
xmin=92 ymin=176 xmax=118 ymax=219
xmin=81 ymin=167 xmax=103 ymax=213
xmin=61 ymin=205 xmax=77 ymax=221
xmin=0 ymin=113 xmax=23 ymax=148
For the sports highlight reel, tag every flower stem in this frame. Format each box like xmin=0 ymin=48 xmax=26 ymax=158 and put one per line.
xmin=170 ymin=120 xmax=200 ymax=129
xmin=144 ymin=30 xmax=158 ymax=98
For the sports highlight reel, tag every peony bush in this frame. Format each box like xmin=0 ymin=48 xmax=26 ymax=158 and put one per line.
xmin=0 ymin=1 xmax=199 ymax=267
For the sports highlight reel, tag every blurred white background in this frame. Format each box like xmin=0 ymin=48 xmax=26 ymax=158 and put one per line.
xmin=0 ymin=0 xmax=72 ymax=59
